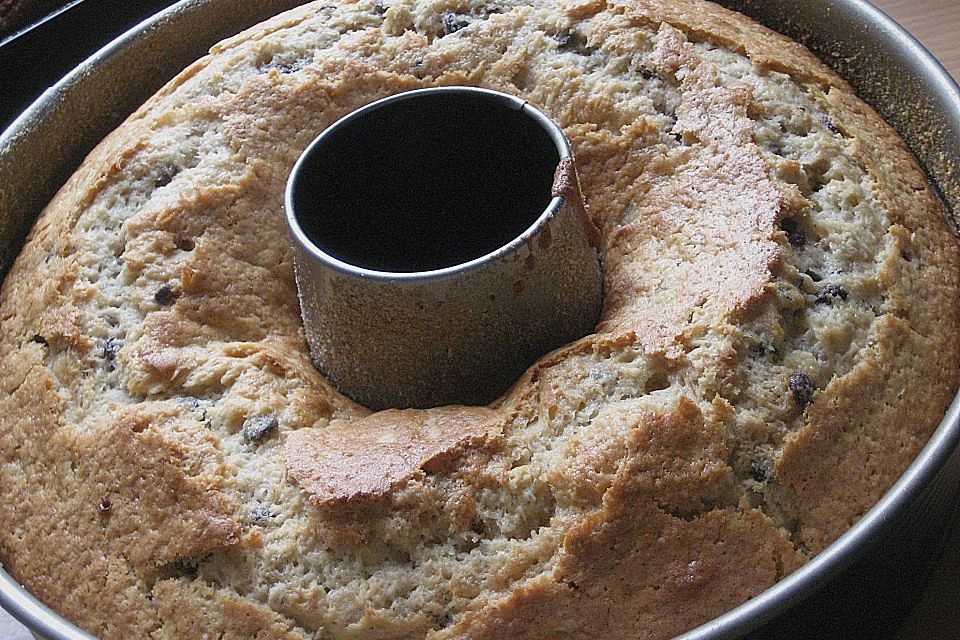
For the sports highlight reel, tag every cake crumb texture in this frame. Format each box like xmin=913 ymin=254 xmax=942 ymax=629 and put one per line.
xmin=0 ymin=0 xmax=958 ymax=639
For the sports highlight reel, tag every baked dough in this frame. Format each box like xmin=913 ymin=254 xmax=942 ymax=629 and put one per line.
xmin=1 ymin=1 xmax=958 ymax=638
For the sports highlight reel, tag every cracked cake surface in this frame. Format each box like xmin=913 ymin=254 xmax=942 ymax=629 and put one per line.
xmin=1 ymin=0 xmax=959 ymax=639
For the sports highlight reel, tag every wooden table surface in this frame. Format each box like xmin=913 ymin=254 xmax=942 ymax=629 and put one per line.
xmin=1 ymin=1 xmax=958 ymax=639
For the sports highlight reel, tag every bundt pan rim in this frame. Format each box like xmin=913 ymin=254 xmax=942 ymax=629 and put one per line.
xmin=0 ymin=0 xmax=957 ymax=638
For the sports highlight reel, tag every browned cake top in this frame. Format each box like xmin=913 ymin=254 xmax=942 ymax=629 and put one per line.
xmin=0 ymin=1 xmax=958 ymax=639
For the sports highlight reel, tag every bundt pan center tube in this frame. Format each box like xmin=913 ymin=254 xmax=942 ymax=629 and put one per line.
xmin=285 ymin=86 xmax=602 ymax=410
xmin=0 ymin=0 xmax=958 ymax=639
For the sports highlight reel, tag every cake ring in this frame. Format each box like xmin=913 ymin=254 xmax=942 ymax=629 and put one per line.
xmin=0 ymin=1 xmax=957 ymax=639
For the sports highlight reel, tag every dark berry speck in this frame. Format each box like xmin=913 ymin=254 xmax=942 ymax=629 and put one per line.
xmin=442 ymin=13 xmax=469 ymax=34
xmin=249 ymin=504 xmax=274 ymax=526
xmin=789 ymin=373 xmax=817 ymax=409
xmin=30 ymin=334 xmax=48 ymax=346
xmin=244 ymin=415 xmax=279 ymax=442
xmin=815 ymin=284 xmax=848 ymax=305
xmin=97 ymin=498 xmax=113 ymax=517
xmin=154 ymin=283 xmax=179 ymax=305
xmin=155 ymin=166 xmax=179 ymax=188
xmin=780 ymin=218 xmax=805 ymax=247
xmin=639 ymin=65 xmax=656 ymax=80
xmin=554 ymin=29 xmax=595 ymax=55
xmin=373 ymin=0 xmax=387 ymax=14
xmin=171 ymin=560 xmax=199 ymax=578
xmin=821 ymin=115 xmax=841 ymax=135
xmin=749 ymin=459 xmax=769 ymax=482
xmin=432 ymin=613 xmax=454 ymax=629
xmin=261 ymin=57 xmax=310 ymax=74
xmin=178 ymin=396 xmax=201 ymax=409
xmin=102 ymin=337 xmax=119 ymax=362
xmin=175 ymin=236 xmax=196 ymax=252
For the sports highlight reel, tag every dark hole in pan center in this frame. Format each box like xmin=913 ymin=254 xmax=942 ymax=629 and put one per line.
xmin=291 ymin=90 xmax=560 ymax=273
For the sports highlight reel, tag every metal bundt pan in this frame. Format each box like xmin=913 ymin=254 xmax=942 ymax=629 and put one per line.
xmin=0 ymin=0 xmax=958 ymax=638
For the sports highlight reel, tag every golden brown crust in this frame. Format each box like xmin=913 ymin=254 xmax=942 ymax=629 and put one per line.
xmin=0 ymin=1 xmax=957 ymax=639
xmin=440 ymin=399 xmax=805 ymax=640
xmin=152 ymin=580 xmax=307 ymax=640
xmin=775 ymin=84 xmax=960 ymax=551
xmin=595 ymin=22 xmax=784 ymax=340
xmin=286 ymin=407 xmax=501 ymax=505
xmin=609 ymin=0 xmax=847 ymax=89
